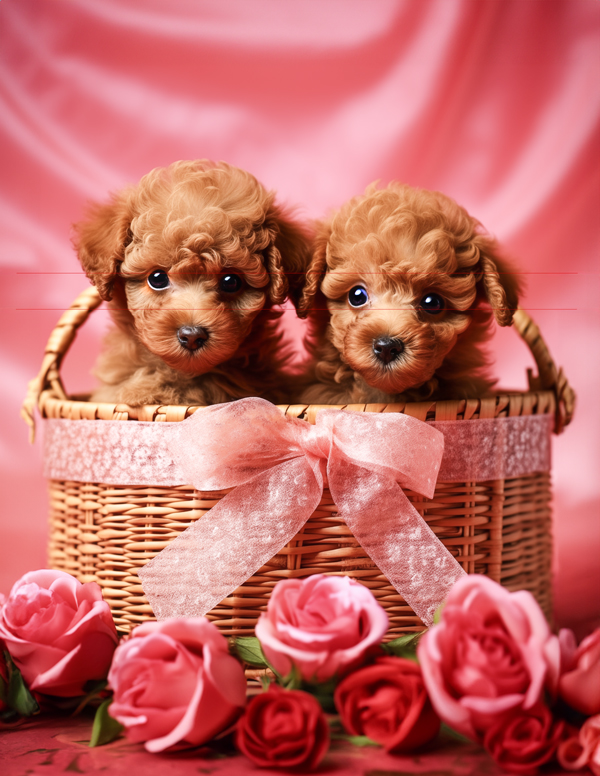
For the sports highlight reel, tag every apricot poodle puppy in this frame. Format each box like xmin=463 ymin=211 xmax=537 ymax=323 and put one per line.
xmin=297 ymin=182 xmax=521 ymax=405
xmin=74 ymin=160 xmax=310 ymax=407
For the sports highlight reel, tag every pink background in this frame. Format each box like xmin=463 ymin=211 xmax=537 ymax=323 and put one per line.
xmin=0 ymin=0 xmax=598 ymax=635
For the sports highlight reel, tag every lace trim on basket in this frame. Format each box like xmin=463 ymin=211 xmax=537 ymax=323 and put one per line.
xmin=42 ymin=413 xmax=551 ymax=486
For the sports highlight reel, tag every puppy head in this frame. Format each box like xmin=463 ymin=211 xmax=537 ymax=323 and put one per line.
xmin=74 ymin=160 xmax=309 ymax=375
xmin=299 ymin=183 xmax=521 ymax=395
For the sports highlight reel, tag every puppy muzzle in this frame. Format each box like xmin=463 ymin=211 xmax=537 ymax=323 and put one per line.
xmin=177 ymin=325 xmax=209 ymax=351
xmin=373 ymin=336 xmax=404 ymax=365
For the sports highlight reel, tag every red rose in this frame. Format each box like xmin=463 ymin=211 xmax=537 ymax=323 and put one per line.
xmin=483 ymin=702 xmax=565 ymax=775
xmin=236 ymin=685 xmax=329 ymax=770
xmin=334 ymin=655 xmax=439 ymax=753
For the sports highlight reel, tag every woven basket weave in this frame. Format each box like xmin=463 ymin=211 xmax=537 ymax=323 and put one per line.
xmin=22 ymin=287 xmax=576 ymax=637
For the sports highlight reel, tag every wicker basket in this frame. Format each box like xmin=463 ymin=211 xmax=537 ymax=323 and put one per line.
xmin=22 ymin=287 xmax=576 ymax=637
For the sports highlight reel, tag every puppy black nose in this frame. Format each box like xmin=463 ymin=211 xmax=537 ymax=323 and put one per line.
xmin=177 ymin=326 xmax=209 ymax=351
xmin=373 ymin=337 xmax=404 ymax=364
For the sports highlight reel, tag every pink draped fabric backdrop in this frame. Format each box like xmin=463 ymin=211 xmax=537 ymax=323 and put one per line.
xmin=0 ymin=0 xmax=598 ymax=635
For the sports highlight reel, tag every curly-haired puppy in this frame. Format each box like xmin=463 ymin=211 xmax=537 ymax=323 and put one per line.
xmin=74 ymin=160 xmax=310 ymax=407
xmin=296 ymin=182 xmax=521 ymax=405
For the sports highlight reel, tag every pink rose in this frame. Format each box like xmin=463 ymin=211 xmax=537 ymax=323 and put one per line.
xmin=255 ymin=575 xmax=389 ymax=683
xmin=417 ymin=575 xmax=560 ymax=741
xmin=334 ymin=656 xmax=440 ymax=753
xmin=558 ymin=714 xmax=600 ymax=775
xmin=108 ymin=618 xmax=246 ymax=752
xmin=483 ymin=702 xmax=564 ymax=775
xmin=0 ymin=569 xmax=118 ymax=697
xmin=559 ymin=628 xmax=600 ymax=716
xmin=236 ymin=685 xmax=329 ymax=770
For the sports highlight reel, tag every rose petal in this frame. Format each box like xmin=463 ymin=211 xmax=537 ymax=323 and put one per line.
xmin=29 ymin=630 xmax=118 ymax=696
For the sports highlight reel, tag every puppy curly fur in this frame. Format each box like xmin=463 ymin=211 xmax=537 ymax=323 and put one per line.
xmin=74 ymin=160 xmax=310 ymax=406
xmin=297 ymin=182 xmax=522 ymax=405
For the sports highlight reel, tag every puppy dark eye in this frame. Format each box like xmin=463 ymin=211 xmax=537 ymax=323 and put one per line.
xmin=147 ymin=270 xmax=170 ymax=290
xmin=420 ymin=293 xmax=444 ymax=314
xmin=348 ymin=286 xmax=369 ymax=308
xmin=219 ymin=273 xmax=243 ymax=293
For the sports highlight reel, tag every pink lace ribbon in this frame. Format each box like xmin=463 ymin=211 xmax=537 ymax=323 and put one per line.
xmin=137 ymin=398 xmax=463 ymax=626
xmin=41 ymin=401 xmax=552 ymax=626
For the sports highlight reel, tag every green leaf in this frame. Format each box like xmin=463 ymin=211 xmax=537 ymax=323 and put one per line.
xmin=309 ymin=689 xmax=336 ymax=713
xmin=433 ymin=601 xmax=446 ymax=624
xmin=280 ymin=663 xmax=302 ymax=691
xmin=230 ymin=637 xmax=269 ymax=668
xmin=330 ymin=732 xmax=380 ymax=747
xmin=230 ymin=636 xmax=291 ymax=684
xmin=70 ymin=680 xmax=108 ymax=716
xmin=381 ymin=632 xmax=422 ymax=651
xmin=302 ymin=676 xmax=338 ymax=712
xmin=89 ymin=699 xmax=123 ymax=747
xmin=439 ymin=722 xmax=472 ymax=744
xmin=304 ymin=676 xmax=338 ymax=696
xmin=4 ymin=651 xmax=39 ymax=717
xmin=259 ymin=675 xmax=273 ymax=691
xmin=0 ymin=707 xmax=20 ymax=723
xmin=380 ymin=632 xmax=423 ymax=661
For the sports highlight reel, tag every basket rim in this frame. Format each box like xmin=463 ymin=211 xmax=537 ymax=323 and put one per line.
xmin=37 ymin=387 xmax=557 ymax=424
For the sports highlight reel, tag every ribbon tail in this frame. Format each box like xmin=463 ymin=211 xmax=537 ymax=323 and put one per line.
xmin=138 ymin=457 xmax=322 ymax=620
xmin=329 ymin=458 xmax=466 ymax=626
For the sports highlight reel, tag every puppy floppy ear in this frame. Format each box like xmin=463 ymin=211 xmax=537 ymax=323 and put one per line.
xmin=73 ymin=191 xmax=134 ymax=301
xmin=475 ymin=236 xmax=522 ymax=326
xmin=296 ymin=223 xmax=331 ymax=319
xmin=263 ymin=207 xmax=312 ymax=306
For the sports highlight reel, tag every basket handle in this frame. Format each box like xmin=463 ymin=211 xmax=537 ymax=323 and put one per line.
xmin=21 ymin=286 xmax=103 ymax=442
xmin=21 ymin=287 xmax=575 ymax=439
xmin=512 ymin=309 xmax=576 ymax=434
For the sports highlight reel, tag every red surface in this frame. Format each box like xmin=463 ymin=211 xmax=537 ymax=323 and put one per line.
xmin=0 ymin=0 xmax=598 ymax=635
xmin=0 ymin=713 xmax=569 ymax=775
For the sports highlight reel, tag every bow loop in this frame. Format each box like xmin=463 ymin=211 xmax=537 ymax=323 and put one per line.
xmin=324 ymin=410 xmax=444 ymax=499
xmin=170 ymin=398 xmax=304 ymax=490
